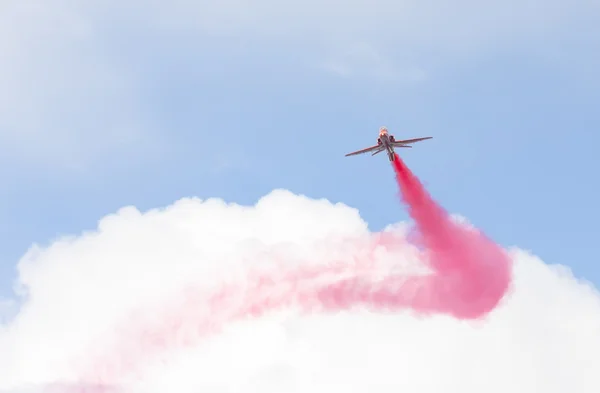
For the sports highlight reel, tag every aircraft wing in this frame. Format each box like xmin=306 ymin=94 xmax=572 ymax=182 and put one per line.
xmin=392 ymin=136 xmax=432 ymax=145
xmin=345 ymin=145 xmax=381 ymax=157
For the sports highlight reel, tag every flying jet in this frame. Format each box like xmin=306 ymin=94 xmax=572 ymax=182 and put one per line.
xmin=344 ymin=126 xmax=432 ymax=162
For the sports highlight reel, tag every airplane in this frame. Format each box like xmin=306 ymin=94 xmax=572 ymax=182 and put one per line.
xmin=344 ymin=126 xmax=432 ymax=162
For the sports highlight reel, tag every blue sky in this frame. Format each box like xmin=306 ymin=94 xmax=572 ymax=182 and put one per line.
xmin=1 ymin=0 xmax=599 ymax=301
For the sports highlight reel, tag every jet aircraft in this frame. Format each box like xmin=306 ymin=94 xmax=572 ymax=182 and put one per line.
xmin=344 ymin=126 xmax=432 ymax=162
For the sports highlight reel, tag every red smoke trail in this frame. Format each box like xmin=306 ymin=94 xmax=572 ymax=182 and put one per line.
xmin=389 ymin=153 xmax=512 ymax=318
xmin=70 ymin=156 xmax=512 ymax=389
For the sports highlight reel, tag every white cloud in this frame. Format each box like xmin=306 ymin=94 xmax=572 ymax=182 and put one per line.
xmin=1 ymin=189 xmax=599 ymax=392
xmin=0 ymin=299 xmax=16 ymax=325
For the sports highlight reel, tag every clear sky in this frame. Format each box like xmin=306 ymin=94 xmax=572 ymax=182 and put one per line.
xmin=1 ymin=0 xmax=599 ymax=302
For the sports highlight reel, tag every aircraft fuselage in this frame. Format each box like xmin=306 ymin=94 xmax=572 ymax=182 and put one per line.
xmin=377 ymin=133 xmax=397 ymax=161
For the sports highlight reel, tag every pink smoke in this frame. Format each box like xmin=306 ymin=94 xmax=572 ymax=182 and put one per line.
xmin=68 ymin=156 xmax=512 ymax=390
xmin=390 ymin=153 xmax=512 ymax=318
